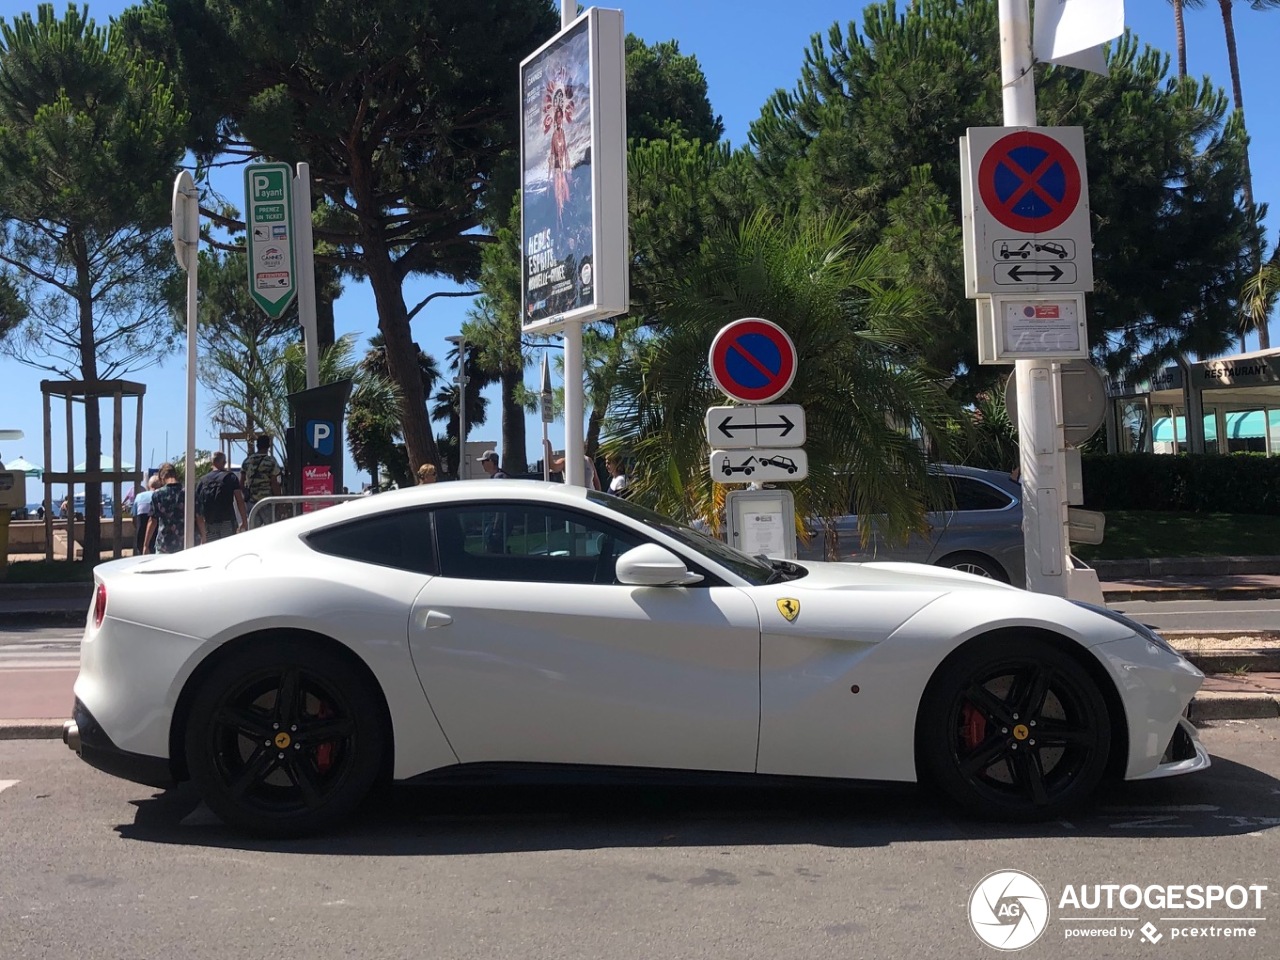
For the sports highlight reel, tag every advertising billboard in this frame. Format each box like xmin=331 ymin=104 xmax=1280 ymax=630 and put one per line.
xmin=520 ymin=8 xmax=628 ymax=332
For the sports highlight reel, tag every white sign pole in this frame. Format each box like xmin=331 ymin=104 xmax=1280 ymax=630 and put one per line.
xmin=293 ymin=163 xmax=319 ymax=391
xmin=560 ymin=0 xmax=585 ymax=487
xmin=540 ymin=352 xmax=554 ymax=482
xmin=1000 ymin=0 xmax=1070 ymax=596
xmin=172 ymin=171 xmax=200 ymax=550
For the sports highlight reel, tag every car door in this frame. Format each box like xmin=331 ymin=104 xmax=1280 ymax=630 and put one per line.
xmin=923 ymin=475 xmax=1022 ymax=567
xmin=407 ymin=501 xmax=762 ymax=773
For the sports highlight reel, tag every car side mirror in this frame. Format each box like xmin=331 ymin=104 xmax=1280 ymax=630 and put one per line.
xmin=615 ymin=543 xmax=704 ymax=586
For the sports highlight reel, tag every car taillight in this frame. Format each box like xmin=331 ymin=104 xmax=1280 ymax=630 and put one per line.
xmin=93 ymin=583 xmax=107 ymax=629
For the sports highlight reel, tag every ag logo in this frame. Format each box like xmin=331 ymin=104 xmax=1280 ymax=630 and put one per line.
xmin=776 ymin=598 xmax=799 ymax=621
xmin=969 ymin=869 xmax=1049 ymax=951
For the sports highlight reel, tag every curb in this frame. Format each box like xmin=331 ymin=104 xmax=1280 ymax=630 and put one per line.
xmin=0 ymin=720 xmax=66 ymax=740
xmin=1183 ymin=651 xmax=1280 ymax=674
xmin=1103 ymin=585 xmax=1280 ymax=602
xmin=1092 ymin=556 xmax=1280 ymax=579
xmin=1186 ymin=692 xmax=1280 ymax=722
xmin=0 ymin=609 xmax=87 ymax=627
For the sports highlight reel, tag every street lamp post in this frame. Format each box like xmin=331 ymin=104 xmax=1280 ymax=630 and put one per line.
xmin=445 ymin=335 xmax=468 ymax=479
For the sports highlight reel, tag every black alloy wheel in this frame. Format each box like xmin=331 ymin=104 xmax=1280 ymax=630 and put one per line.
xmin=917 ymin=638 xmax=1110 ymax=821
xmin=185 ymin=639 xmax=384 ymax=837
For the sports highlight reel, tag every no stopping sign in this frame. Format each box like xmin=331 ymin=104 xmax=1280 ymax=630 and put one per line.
xmin=708 ymin=318 xmax=798 ymax=404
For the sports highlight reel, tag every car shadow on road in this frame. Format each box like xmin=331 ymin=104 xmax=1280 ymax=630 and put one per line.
xmin=114 ymin=754 xmax=1280 ymax=855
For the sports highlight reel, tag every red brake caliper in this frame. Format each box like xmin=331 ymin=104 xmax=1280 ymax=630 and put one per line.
xmin=314 ymin=700 xmax=336 ymax=774
xmin=959 ymin=702 xmax=987 ymax=751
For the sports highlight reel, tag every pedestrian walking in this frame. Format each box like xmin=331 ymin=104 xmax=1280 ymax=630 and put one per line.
xmin=552 ymin=448 xmax=601 ymax=490
xmin=132 ymin=474 xmax=161 ymax=555
xmin=240 ymin=434 xmax=282 ymax=525
xmin=479 ymin=450 xmax=508 ymax=479
xmin=145 ymin=462 xmax=201 ymax=554
xmin=417 ymin=463 xmax=438 ymax=484
xmin=605 ymin=457 xmax=630 ymax=497
xmin=195 ymin=451 xmax=249 ymax=542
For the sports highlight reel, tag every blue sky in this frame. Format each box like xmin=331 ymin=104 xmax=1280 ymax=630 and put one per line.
xmin=1 ymin=0 xmax=1278 ymax=496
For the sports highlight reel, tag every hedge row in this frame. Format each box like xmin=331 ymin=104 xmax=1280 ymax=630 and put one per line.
xmin=1081 ymin=453 xmax=1280 ymax=515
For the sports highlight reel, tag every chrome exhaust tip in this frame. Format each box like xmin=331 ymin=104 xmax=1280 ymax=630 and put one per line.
xmin=62 ymin=720 xmax=80 ymax=751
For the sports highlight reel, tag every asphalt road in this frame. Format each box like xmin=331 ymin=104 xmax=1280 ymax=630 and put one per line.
xmin=1 ymin=720 xmax=1277 ymax=959
xmin=1112 ymin=598 xmax=1280 ymax=634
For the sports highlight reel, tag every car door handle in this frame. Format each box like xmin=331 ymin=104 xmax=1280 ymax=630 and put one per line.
xmin=418 ymin=610 xmax=453 ymax=629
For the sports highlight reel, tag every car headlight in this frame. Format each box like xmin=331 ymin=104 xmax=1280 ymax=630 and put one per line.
xmin=1069 ymin=600 xmax=1181 ymax=657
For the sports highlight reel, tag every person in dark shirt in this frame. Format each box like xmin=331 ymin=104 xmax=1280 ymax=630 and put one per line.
xmin=479 ymin=450 xmax=508 ymax=478
xmin=195 ymin=451 xmax=248 ymax=542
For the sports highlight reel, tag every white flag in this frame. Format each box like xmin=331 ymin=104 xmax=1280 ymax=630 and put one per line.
xmin=1033 ymin=0 xmax=1124 ymax=76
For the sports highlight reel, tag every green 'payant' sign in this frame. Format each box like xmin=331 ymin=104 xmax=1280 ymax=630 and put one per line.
xmin=244 ymin=163 xmax=297 ymax=317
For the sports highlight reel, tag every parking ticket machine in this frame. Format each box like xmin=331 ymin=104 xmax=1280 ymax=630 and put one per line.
xmin=0 ymin=469 xmax=27 ymax=578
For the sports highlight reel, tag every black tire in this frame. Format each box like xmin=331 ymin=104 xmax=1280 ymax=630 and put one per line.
xmin=916 ymin=637 xmax=1111 ymax=821
xmin=935 ymin=551 xmax=1009 ymax=583
xmin=184 ymin=638 xmax=385 ymax=837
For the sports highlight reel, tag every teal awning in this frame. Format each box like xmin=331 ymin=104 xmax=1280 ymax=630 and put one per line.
xmin=1152 ymin=410 xmax=1280 ymax=443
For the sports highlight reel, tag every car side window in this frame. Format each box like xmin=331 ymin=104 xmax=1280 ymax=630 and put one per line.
xmin=433 ymin=503 xmax=647 ymax=584
xmin=949 ymin=477 xmax=1014 ymax=512
xmin=305 ymin=508 xmax=436 ymax=575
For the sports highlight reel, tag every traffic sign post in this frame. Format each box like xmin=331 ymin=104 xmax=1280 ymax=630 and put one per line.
xmin=962 ymin=126 xmax=1093 ymax=298
xmin=705 ymin=405 xmax=805 ymax=449
xmin=708 ymin=318 xmax=798 ymax=404
xmin=244 ymin=163 xmax=298 ymax=318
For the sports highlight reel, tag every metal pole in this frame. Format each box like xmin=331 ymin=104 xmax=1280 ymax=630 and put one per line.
xmin=458 ymin=342 xmax=468 ymax=479
xmin=183 ymin=205 xmax=198 ymax=550
xmin=1000 ymin=0 xmax=1069 ymax=596
xmin=446 ymin=335 xmax=468 ymax=478
xmin=560 ymin=0 xmax=585 ymax=487
xmin=294 ymin=163 xmax=320 ymax=390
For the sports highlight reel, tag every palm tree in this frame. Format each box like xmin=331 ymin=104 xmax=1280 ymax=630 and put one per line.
xmin=347 ymin=334 xmax=439 ymax=488
xmin=607 ymin=212 xmax=963 ymax=555
xmin=1167 ymin=0 xmax=1206 ymax=79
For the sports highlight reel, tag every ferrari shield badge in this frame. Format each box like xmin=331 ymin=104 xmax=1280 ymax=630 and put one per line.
xmin=776 ymin=598 xmax=800 ymax=622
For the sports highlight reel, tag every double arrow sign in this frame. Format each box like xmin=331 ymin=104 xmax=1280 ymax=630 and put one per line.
xmin=705 ymin=405 xmax=806 ymax=449
xmin=995 ymin=262 xmax=1078 ymax=285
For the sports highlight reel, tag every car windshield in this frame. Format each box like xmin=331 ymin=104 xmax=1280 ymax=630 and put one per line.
xmin=587 ymin=492 xmax=776 ymax=585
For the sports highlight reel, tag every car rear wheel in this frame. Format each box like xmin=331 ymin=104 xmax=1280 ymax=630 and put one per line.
xmin=916 ymin=637 xmax=1111 ymax=821
xmin=185 ymin=639 xmax=384 ymax=837
xmin=936 ymin=551 xmax=1009 ymax=583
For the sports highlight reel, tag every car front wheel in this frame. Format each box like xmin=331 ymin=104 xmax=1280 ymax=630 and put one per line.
xmin=916 ymin=637 xmax=1111 ymax=821
xmin=184 ymin=639 xmax=385 ymax=837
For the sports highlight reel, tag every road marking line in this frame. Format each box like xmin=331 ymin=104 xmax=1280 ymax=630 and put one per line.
xmin=0 ymin=780 xmax=19 ymax=795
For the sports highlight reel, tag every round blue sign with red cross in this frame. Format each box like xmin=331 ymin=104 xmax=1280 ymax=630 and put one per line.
xmin=978 ymin=130 xmax=1081 ymax=233
xmin=708 ymin=317 xmax=797 ymax=404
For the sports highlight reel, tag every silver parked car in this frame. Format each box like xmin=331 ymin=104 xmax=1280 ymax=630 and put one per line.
xmin=799 ymin=464 xmax=1025 ymax=587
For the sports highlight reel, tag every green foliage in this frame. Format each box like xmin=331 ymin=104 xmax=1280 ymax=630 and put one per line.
xmin=625 ymin=36 xmax=725 ymax=144
xmin=749 ymin=0 xmax=1258 ymax=394
xmin=0 ymin=2 xmax=188 ymax=560
xmin=1072 ymin=509 xmax=1280 ymax=561
xmin=609 ymin=212 xmax=963 ymax=544
xmin=0 ymin=2 xmax=187 ymax=379
xmin=1082 ymin=453 xmax=1280 ymax=514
